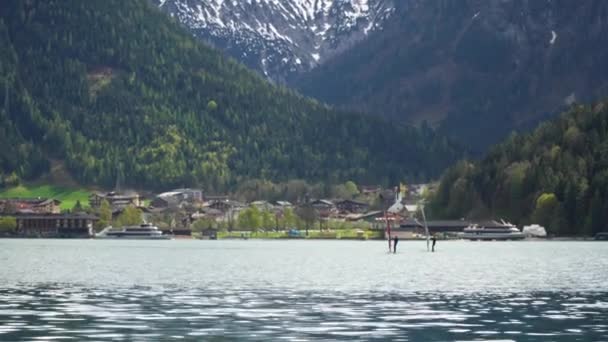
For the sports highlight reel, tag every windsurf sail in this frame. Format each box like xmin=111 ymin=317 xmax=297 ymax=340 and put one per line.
xmin=384 ymin=210 xmax=391 ymax=252
xmin=420 ymin=204 xmax=430 ymax=252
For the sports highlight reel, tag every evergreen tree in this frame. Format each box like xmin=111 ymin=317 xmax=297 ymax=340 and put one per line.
xmin=72 ymin=200 xmax=83 ymax=213
xmin=0 ymin=0 xmax=461 ymax=191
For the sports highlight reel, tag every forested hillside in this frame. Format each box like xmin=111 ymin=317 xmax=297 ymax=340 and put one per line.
xmin=296 ymin=1 xmax=608 ymax=151
xmin=0 ymin=0 xmax=460 ymax=191
xmin=428 ymin=102 xmax=608 ymax=236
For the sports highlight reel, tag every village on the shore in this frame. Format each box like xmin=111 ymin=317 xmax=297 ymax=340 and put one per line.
xmin=0 ymin=184 xmax=480 ymax=240
xmin=0 ymin=183 xmax=555 ymax=240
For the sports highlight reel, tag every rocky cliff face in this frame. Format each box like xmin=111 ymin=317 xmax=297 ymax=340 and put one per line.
xmin=154 ymin=0 xmax=394 ymax=82
xmin=296 ymin=0 xmax=608 ymax=149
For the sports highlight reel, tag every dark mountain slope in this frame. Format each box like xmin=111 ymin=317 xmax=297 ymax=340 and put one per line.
xmin=428 ymin=101 xmax=608 ymax=236
xmin=152 ymin=0 xmax=395 ymax=83
xmin=0 ymin=22 xmax=50 ymax=183
xmin=296 ymin=0 xmax=608 ymax=150
xmin=0 ymin=0 xmax=461 ymax=191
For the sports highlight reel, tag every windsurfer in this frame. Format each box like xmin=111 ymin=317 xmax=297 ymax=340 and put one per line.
xmin=393 ymin=236 xmax=399 ymax=253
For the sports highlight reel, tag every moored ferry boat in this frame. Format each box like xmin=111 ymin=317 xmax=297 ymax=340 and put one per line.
xmin=462 ymin=220 xmax=525 ymax=241
xmin=96 ymin=223 xmax=172 ymax=239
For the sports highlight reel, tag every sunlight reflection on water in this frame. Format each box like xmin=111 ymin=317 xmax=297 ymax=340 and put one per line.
xmin=0 ymin=239 xmax=607 ymax=340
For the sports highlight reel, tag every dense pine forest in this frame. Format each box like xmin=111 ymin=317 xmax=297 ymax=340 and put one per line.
xmin=428 ymin=102 xmax=608 ymax=236
xmin=0 ymin=0 xmax=461 ymax=191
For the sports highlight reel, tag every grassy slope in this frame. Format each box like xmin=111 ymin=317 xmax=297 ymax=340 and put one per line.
xmin=0 ymin=185 xmax=90 ymax=210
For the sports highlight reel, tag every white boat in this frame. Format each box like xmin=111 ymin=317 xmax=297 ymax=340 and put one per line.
xmin=522 ymin=224 xmax=547 ymax=238
xmin=95 ymin=223 xmax=172 ymax=239
xmin=462 ymin=220 xmax=525 ymax=241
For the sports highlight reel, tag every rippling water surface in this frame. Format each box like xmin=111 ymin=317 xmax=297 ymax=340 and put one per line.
xmin=0 ymin=239 xmax=607 ymax=341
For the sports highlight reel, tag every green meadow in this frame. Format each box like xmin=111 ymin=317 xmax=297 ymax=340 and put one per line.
xmin=0 ymin=185 xmax=91 ymax=210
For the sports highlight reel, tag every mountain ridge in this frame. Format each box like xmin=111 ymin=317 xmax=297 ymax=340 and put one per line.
xmin=153 ymin=0 xmax=394 ymax=82
xmin=296 ymin=0 xmax=608 ymax=150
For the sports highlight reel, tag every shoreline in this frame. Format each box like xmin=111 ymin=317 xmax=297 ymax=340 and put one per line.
xmin=0 ymin=236 xmax=602 ymax=242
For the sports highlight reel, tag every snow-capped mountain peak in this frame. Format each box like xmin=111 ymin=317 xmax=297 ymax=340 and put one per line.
xmin=154 ymin=0 xmax=395 ymax=81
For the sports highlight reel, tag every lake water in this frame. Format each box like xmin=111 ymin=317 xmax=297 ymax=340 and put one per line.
xmin=0 ymin=239 xmax=607 ymax=341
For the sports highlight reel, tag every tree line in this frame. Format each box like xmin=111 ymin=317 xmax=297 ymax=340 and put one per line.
xmin=428 ymin=102 xmax=608 ymax=236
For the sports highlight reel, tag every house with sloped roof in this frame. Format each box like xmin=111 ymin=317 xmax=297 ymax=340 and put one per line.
xmin=89 ymin=191 xmax=141 ymax=209
xmin=335 ymin=199 xmax=369 ymax=214
xmin=207 ymin=199 xmax=246 ymax=213
xmin=250 ymin=200 xmax=275 ymax=211
xmin=156 ymin=188 xmax=203 ymax=204
xmin=308 ymin=199 xmax=337 ymax=218
xmin=359 ymin=185 xmax=382 ymax=195
xmin=0 ymin=198 xmax=62 ymax=214
xmin=275 ymin=201 xmax=293 ymax=208
xmin=310 ymin=199 xmax=334 ymax=210
xmin=150 ymin=196 xmax=180 ymax=209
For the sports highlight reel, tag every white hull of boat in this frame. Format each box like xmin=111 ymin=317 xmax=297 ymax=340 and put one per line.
xmin=462 ymin=232 xmax=525 ymax=241
xmin=95 ymin=225 xmax=173 ymax=240
xmin=462 ymin=220 xmax=525 ymax=241
xmin=95 ymin=235 xmax=173 ymax=240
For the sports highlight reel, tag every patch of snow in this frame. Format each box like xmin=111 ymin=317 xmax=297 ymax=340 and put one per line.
xmin=158 ymin=0 xmax=395 ymax=79
xmin=261 ymin=57 xmax=269 ymax=77
xmin=472 ymin=12 xmax=480 ymax=20
xmin=550 ymin=30 xmax=557 ymax=45
xmin=564 ymin=92 xmax=576 ymax=105
xmin=364 ymin=20 xmax=374 ymax=34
